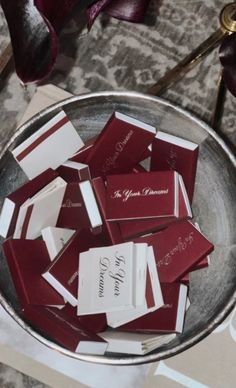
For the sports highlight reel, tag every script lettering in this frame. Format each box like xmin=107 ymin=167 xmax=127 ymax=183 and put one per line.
xmin=62 ymin=199 xmax=82 ymax=208
xmin=102 ymin=130 xmax=134 ymax=173
xmin=67 ymin=270 xmax=78 ymax=286
xmin=109 ymin=268 xmax=125 ymax=296
xmin=111 ymin=190 xmax=122 ymax=199
xmin=157 ymin=232 xmax=194 ymax=267
xmin=166 ymin=146 xmax=178 ymax=170
xmin=98 ymin=251 xmax=127 ymax=298
xmin=115 ymin=252 xmax=125 ymax=266
xmin=111 ymin=187 xmax=169 ymax=202
xmin=98 ymin=257 xmax=110 ymax=298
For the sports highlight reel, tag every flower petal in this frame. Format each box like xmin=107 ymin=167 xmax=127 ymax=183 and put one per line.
xmin=87 ymin=0 xmax=112 ymax=30
xmin=1 ymin=0 xmax=58 ymax=84
xmin=104 ymin=0 xmax=152 ymax=23
xmin=1 ymin=0 xmax=95 ymax=84
xmin=219 ymin=32 xmax=236 ymax=97
xmin=87 ymin=0 xmax=151 ymax=28
xmin=35 ymin=0 xmax=95 ymax=33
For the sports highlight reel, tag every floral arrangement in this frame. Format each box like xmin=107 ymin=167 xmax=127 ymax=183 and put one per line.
xmin=1 ymin=1 xmax=236 ymax=99
xmin=0 ymin=0 xmax=151 ymax=84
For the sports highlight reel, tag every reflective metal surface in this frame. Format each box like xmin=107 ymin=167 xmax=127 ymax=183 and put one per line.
xmin=0 ymin=91 xmax=236 ymax=365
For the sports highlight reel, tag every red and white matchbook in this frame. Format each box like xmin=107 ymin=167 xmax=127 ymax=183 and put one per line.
xmin=12 ymin=111 xmax=84 ymax=179
xmin=150 ymin=131 xmax=199 ymax=203
xmin=42 ymin=229 xmax=105 ymax=306
xmin=70 ymin=135 xmax=97 ymax=164
xmin=99 ymin=330 xmax=176 ymax=355
xmin=41 ymin=226 xmax=75 ymax=261
xmin=136 ymin=220 xmax=214 ymax=283
xmin=22 ymin=305 xmax=108 ymax=355
xmin=60 ymin=304 xmax=107 ymax=333
xmin=56 ymin=180 xmax=102 ymax=231
xmin=119 ymin=282 xmax=188 ymax=333
xmin=106 ymin=246 xmax=163 ymax=328
xmin=119 ymin=173 xmax=192 ymax=239
xmin=13 ymin=177 xmax=67 ymax=239
xmin=77 ymin=242 xmax=152 ymax=316
xmin=57 ymin=160 xmax=90 ymax=182
xmin=106 ymin=171 xmax=179 ymax=221
xmin=85 ymin=111 xmax=156 ymax=177
xmin=92 ymin=177 xmax=123 ymax=245
xmin=77 ymin=242 xmax=138 ymax=315
xmin=3 ymin=239 xmax=64 ymax=308
xmin=0 ymin=169 xmax=58 ymax=238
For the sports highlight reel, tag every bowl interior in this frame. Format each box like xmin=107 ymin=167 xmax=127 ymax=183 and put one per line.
xmin=0 ymin=92 xmax=236 ymax=365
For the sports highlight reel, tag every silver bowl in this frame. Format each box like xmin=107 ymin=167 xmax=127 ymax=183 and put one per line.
xmin=0 ymin=91 xmax=236 ymax=365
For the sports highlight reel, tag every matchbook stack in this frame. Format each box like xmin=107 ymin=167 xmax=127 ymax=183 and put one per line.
xmin=0 ymin=110 xmax=214 ymax=355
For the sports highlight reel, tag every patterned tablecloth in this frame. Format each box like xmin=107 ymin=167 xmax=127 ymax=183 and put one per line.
xmin=0 ymin=1 xmax=235 ymax=387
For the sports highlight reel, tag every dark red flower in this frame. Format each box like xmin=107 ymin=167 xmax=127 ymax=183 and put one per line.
xmin=87 ymin=0 xmax=151 ymax=29
xmin=34 ymin=0 xmax=81 ymax=33
xmin=219 ymin=32 xmax=236 ymax=97
xmin=0 ymin=0 xmax=151 ymax=84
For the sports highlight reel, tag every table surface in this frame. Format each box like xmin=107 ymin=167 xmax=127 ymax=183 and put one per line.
xmin=0 ymin=1 xmax=236 ymax=387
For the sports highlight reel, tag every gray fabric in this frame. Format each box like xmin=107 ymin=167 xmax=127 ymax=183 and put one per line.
xmin=0 ymin=0 xmax=235 ymax=386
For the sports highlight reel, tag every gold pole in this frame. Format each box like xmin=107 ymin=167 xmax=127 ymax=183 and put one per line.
xmin=148 ymin=2 xmax=236 ymax=96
